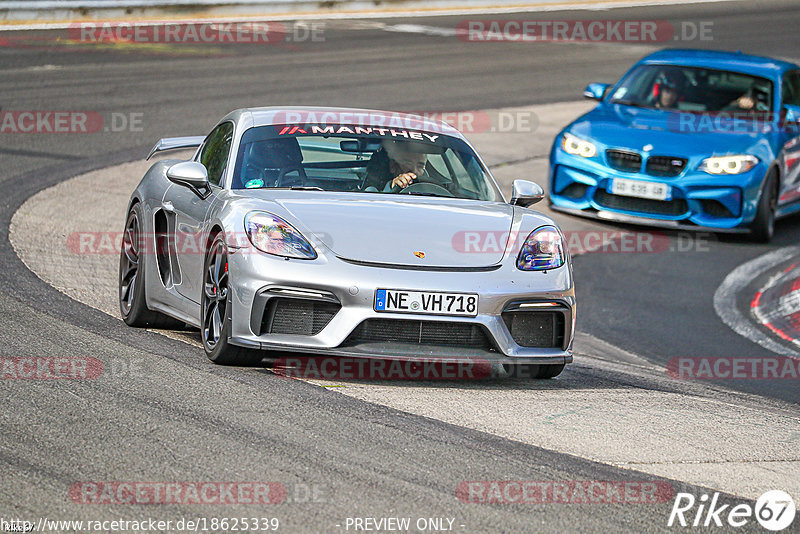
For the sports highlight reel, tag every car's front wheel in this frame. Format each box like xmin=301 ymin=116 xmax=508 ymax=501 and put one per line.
xmin=504 ymin=363 xmax=565 ymax=379
xmin=201 ymin=233 xmax=264 ymax=365
xmin=750 ymin=168 xmax=778 ymax=243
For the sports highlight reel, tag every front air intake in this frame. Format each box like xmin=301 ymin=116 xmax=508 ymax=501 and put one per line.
xmin=501 ymin=311 xmax=565 ymax=348
xmin=260 ymin=298 xmax=340 ymax=336
xmin=343 ymin=319 xmax=494 ymax=349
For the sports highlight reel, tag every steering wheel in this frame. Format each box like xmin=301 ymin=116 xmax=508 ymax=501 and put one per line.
xmin=244 ymin=162 xmax=269 ymax=185
xmin=398 ymin=182 xmax=455 ymax=197
xmin=274 ymin=166 xmax=308 ymax=187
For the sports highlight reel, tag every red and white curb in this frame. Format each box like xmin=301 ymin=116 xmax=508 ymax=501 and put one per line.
xmin=714 ymin=246 xmax=800 ymax=358
xmin=752 ymin=261 xmax=800 ymax=349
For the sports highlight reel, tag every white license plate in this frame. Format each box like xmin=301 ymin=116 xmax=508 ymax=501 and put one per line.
xmin=374 ymin=289 xmax=478 ymax=317
xmin=610 ymin=178 xmax=671 ymax=200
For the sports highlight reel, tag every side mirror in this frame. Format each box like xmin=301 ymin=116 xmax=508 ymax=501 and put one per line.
xmin=167 ymin=161 xmax=210 ymax=198
xmin=583 ymin=83 xmax=610 ymax=101
xmin=510 ymin=180 xmax=545 ymax=207
xmin=782 ymin=104 xmax=800 ymax=125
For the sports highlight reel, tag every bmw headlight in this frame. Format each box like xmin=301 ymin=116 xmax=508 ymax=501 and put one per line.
xmin=244 ymin=211 xmax=317 ymax=259
xmin=699 ymin=155 xmax=758 ymax=175
xmin=562 ymin=132 xmax=597 ymax=158
xmin=517 ymin=226 xmax=566 ymax=271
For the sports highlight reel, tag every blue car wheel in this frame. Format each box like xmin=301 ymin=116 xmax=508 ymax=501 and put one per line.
xmin=751 ymin=168 xmax=778 ymax=242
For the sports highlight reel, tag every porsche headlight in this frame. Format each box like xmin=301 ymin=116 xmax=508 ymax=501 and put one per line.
xmin=244 ymin=211 xmax=317 ymax=259
xmin=562 ymin=132 xmax=597 ymax=158
xmin=517 ymin=226 xmax=566 ymax=271
xmin=698 ymin=155 xmax=758 ymax=175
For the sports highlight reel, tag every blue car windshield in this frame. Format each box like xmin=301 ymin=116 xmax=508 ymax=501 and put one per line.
xmin=608 ymin=65 xmax=774 ymax=115
xmin=231 ymin=124 xmax=500 ymax=201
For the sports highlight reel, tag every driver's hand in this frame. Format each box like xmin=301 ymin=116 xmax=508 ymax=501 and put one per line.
xmin=391 ymin=172 xmax=417 ymax=189
xmin=736 ymin=96 xmax=755 ymax=110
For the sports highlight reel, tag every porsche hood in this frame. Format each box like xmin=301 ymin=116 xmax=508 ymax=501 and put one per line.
xmin=250 ymin=193 xmax=519 ymax=268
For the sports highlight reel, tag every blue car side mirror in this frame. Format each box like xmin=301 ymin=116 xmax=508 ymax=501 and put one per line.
xmin=783 ymin=104 xmax=800 ymax=124
xmin=583 ymin=83 xmax=610 ymax=101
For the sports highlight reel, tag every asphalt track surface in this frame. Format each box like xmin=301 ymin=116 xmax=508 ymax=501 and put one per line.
xmin=1 ymin=0 xmax=799 ymax=532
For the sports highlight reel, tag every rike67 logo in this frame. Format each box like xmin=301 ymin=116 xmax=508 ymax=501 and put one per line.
xmin=668 ymin=490 xmax=795 ymax=530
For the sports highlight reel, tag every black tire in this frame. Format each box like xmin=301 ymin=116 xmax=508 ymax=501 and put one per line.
xmin=119 ymin=203 xmax=183 ymax=328
xmin=750 ymin=168 xmax=778 ymax=243
xmin=201 ymin=233 xmax=264 ymax=366
xmin=504 ymin=363 xmax=566 ymax=379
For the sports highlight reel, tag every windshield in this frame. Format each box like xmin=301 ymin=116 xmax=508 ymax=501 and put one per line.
xmin=232 ymin=125 xmax=500 ymax=201
xmin=608 ymin=64 xmax=774 ymax=115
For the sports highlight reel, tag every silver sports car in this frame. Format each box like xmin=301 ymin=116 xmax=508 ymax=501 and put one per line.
xmin=119 ymin=107 xmax=575 ymax=378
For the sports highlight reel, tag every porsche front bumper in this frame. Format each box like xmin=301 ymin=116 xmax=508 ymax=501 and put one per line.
xmin=226 ymin=247 xmax=575 ymax=365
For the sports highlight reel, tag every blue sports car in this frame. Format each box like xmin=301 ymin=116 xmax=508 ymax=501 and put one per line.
xmin=549 ymin=49 xmax=800 ymax=241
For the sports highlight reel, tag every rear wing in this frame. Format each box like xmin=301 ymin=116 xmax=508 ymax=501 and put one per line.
xmin=146 ymin=136 xmax=206 ymax=160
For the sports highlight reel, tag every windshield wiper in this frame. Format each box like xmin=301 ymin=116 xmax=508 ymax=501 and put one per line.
xmin=280 ymin=186 xmax=324 ymax=191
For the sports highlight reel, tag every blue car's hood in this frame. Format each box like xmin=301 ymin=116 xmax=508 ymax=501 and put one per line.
xmin=568 ymin=104 xmax=770 ymax=157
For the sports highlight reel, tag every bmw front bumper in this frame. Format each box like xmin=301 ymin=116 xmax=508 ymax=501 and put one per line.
xmin=549 ymin=147 xmax=767 ymax=232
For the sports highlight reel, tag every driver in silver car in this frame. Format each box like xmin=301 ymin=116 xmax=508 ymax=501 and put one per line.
xmin=363 ymin=139 xmax=429 ymax=191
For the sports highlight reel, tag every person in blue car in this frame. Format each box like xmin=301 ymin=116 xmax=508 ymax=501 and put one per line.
xmin=726 ymin=81 xmax=772 ymax=113
xmin=652 ymin=68 xmax=686 ymax=109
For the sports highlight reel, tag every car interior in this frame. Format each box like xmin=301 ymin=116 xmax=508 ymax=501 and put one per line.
xmin=233 ymin=134 xmax=496 ymax=200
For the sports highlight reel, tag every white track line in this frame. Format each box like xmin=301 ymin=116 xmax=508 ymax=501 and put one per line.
xmin=714 ymin=246 xmax=800 ymax=358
